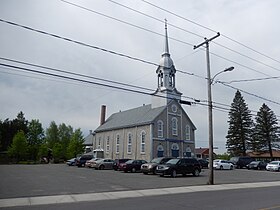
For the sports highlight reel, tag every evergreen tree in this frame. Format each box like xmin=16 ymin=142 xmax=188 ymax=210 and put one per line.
xmin=253 ymin=103 xmax=279 ymax=159
xmin=226 ymin=91 xmax=253 ymax=156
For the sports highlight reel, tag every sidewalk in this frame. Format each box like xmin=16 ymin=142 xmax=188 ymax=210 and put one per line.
xmin=1 ymin=181 xmax=280 ymax=208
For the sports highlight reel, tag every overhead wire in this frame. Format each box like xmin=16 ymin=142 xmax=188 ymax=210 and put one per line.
xmin=59 ymin=0 xmax=280 ymax=80
xmin=140 ymin=0 xmax=280 ymax=65
xmin=108 ymin=0 xmax=280 ymax=74
xmin=1 ymin=18 xmax=280 ymax=109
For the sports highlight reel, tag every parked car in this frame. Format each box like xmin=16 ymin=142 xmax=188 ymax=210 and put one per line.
xmin=113 ymin=159 xmax=131 ymax=171
xmin=120 ymin=159 xmax=147 ymax=172
xmin=92 ymin=159 xmax=114 ymax=170
xmin=198 ymin=159 xmax=209 ymax=169
xmin=66 ymin=158 xmax=77 ymax=166
xmin=85 ymin=158 xmax=101 ymax=168
xmin=213 ymin=159 xmax=234 ymax=170
xmin=76 ymin=154 xmax=93 ymax=167
xmin=246 ymin=161 xmax=267 ymax=170
xmin=155 ymin=158 xmax=201 ymax=178
xmin=229 ymin=156 xmax=254 ymax=169
xmin=141 ymin=157 xmax=173 ymax=174
xmin=266 ymin=161 xmax=280 ymax=171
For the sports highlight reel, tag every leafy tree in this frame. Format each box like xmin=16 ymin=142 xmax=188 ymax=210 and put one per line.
xmin=27 ymin=119 xmax=45 ymax=161
xmin=7 ymin=130 xmax=28 ymax=162
xmin=58 ymin=123 xmax=73 ymax=160
xmin=45 ymin=121 xmax=59 ymax=149
xmin=0 ymin=112 xmax=28 ymax=152
xmin=252 ymin=103 xmax=279 ymax=159
xmin=38 ymin=144 xmax=49 ymax=160
xmin=67 ymin=128 xmax=84 ymax=159
xmin=52 ymin=142 xmax=63 ymax=163
xmin=226 ymin=91 xmax=253 ymax=156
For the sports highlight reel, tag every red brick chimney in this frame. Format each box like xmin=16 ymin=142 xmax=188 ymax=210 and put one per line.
xmin=100 ymin=105 xmax=106 ymax=125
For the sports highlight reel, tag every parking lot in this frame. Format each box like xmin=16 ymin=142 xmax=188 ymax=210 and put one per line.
xmin=1 ymin=164 xmax=280 ymax=200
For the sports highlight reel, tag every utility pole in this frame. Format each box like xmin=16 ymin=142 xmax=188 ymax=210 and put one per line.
xmin=194 ymin=32 xmax=220 ymax=185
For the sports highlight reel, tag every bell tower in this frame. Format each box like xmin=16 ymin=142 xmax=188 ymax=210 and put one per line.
xmin=152 ymin=20 xmax=182 ymax=108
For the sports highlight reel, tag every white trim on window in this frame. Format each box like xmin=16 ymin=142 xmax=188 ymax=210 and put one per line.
xmin=157 ymin=120 xmax=164 ymax=138
xmin=116 ymin=134 xmax=120 ymax=154
xmin=186 ymin=125 xmax=190 ymax=140
xmin=106 ymin=136 xmax=110 ymax=153
xmin=140 ymin=131 xmax=146 ymax=154
xmin=127 ymin=133 xmax=132 ymax=154
xmin=172 ymin=117 xmax=178 ymax=136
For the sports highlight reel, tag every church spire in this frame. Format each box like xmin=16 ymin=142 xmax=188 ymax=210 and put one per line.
xmin=164 ymin=19 xmax=170 ymax=56
xmin=152 ymin=20 xmax=182 ymax=108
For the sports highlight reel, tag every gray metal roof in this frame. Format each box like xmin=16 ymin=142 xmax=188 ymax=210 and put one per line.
xmin=95 ymin=104 xmax=166 ymax=132
xmin=83 ymin=133 xmax=94 ymax=145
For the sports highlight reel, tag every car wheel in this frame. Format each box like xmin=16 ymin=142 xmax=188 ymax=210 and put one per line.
xmin=220 ymin=165 xmax=223 ymax=170
xmin=171 ymin=170 xmax=177 ymax=178
xmin=132 ymin=168 xmax=136 ymax=173
xmin=99 ymin=165 xmax=105 ymax=170
xmin=230 ymin=165 xmax=233 ymax=170
xmin=143 ymin=172 xmax=148 ymax=175
xmin=193 ymin=169 xmax=200 ymax=177
xmin=153 ymin=168 xmax=157 ymax=175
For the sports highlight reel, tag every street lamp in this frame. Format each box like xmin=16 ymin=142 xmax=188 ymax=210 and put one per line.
xmin=207 ymin=66 xmax=234 ymax=185
xmin=211 ymin=67 xmax=234 ymax=84
xmin=194 ymin=33 xmax=234 ymax=185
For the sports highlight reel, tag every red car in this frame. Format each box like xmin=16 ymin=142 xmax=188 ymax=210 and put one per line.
xmin=120 ymin=159 xmax=147 ymax=173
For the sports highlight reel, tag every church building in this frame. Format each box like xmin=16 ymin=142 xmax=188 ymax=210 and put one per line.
xmin=93 ymin=23 xmax=196 ymax=161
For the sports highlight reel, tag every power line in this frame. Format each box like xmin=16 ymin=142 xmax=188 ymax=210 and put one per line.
xmin=0 ymin=62 xmax=195 ymax=105
xmin=140 ymin=0 xmax=280 ymax=65
xmin=218 ymin=81 xmax=280 ymax=106
xmin=1 ymin=19 xmax=280 ymax=108
xmin=108 ymin=0 xmax=280 ymax=74
xmin=226 ymin=76 xmax=280 ymax=84
xmin=0 ymin=18 xmax=158 ymax=67
xmin=59 ymin=1 xmax=280 ymax=79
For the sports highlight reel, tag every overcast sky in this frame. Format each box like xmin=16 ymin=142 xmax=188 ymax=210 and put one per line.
xmin=1 ymin=0 xmax=280 ymax=154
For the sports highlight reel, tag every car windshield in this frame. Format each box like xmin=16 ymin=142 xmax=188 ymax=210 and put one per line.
xmin=151 ymin=158 xmax=162 ymax=164
xmin=166 ymin=159 xmax=179 ymax=165
xmin=269 ymin=161 xmax=279 ymax=165
xmin=126 ymin=160 xmax=134 ymax=164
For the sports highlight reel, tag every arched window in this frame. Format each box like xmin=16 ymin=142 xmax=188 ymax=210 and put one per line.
xmin=98 ymin=137 xmax=101 ymax=149
xmin=127 ymin=133 xmax=132 ymax=154
xmin=116 ymin=134 xmax=120 ymax=154
xmin=172 ymin=117 xmax=178 ymax=136
xmin=140 ymin=131 xmax=146 ymax=154
xmin=157 ymin=120 xmax=164 ymax=138
xmin=186 ymin=125 xmax=190 ymax=140
xmin=106 ymin=136 xmax=110 ymax=153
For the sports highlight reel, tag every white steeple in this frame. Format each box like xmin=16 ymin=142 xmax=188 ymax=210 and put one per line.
xmin=152 ymin=20 xmax=182 ymax=109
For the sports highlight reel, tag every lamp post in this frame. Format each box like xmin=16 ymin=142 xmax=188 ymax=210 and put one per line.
xmin=211 ymin=67 xmax=234 ymax=84
xmin=194 ymin=33 xmax=234 ymax=185
xmin=206 ymin=66 xmax=234 ymax=185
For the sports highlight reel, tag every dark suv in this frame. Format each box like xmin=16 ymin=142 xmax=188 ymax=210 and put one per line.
xmin=155 ymin=158 xmax=201 ymax=178
xmin=229 ymin=156 xmax=254 ymax=169
xmin=76 ymin=154 xmax=93 ymax=167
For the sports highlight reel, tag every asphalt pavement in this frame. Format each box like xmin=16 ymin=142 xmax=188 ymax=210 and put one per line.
xmin=1 ymin=164 xmax=280 ymax=209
